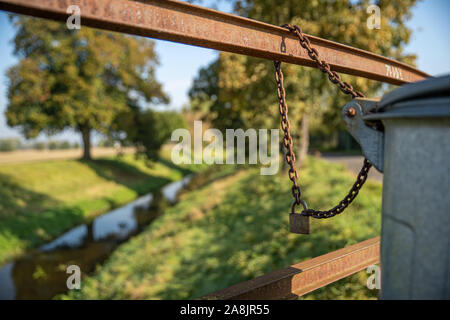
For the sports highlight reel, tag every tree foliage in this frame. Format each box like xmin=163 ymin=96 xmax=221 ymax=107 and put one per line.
xmin=189 ymin=0 xmax=419 ymax=156
xmin=5 ymin=15 xmax=168 ymax=159
xmin=112 ymin=106 xmax=187 ymax=162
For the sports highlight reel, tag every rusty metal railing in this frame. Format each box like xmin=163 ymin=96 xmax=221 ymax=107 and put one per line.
xmin=201 ymin=237 xmax=380 ymax=300
xmin=0 ymin=0 xmax=428 ymax=85
xmin=0 ymin=0 xmax=425 ymax=299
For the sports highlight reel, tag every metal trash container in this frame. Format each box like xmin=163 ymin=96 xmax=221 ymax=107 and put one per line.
xmin=342 ymin=75 xmax=450 ymax=299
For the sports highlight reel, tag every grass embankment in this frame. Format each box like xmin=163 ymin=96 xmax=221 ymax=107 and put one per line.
xmin=0 ymin=153 xmax=202 ymax=265
xmin=65 ymin=157 xmax=382 ymax=300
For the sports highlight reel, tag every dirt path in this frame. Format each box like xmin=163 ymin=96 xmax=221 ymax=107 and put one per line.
xmin=0 ymin=147 xmax=135 ymax=164
xmin=321 ymin=154 xmax=383 ymax=182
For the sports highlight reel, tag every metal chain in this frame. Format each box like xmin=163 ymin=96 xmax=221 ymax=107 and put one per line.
xmin=274 ymin=24 xmax=372 ymax=219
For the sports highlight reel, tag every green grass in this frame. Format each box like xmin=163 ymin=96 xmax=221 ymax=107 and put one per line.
xmin=63 ymin=157 xmax=382 ymax=300
xmin=0 ymin=153 xmax=203 ymax=265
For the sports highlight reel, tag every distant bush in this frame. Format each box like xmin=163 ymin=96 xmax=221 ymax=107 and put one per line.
xmin=0 ymin=138 xmax=21 ymax=152
xmin=60 ymin=141 xmax=71 ymax=149
xmin=98 ymin=139 xmax=115 ymax=148
xmin=33 ymin=142 xmax=46 ymax=150
xmin=48 ymin=140 xmax=73 ymax=150
xmin=48 ymin=141 xmax=59 ymax=150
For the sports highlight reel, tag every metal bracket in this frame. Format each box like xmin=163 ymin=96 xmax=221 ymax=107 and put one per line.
xmin=342 ymin=98 xmax=384 ymax=173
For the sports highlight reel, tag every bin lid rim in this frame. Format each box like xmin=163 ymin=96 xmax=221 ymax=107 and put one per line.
xmin=379 ymin=74 xmax=450 ymax=110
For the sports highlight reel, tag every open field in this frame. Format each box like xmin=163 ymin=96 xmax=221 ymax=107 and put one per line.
xmin=0 ymin=147 xmax=135 ymax=164
xmin=63 ymin=157 xmax=382 ymax=300
xmin=0 ymin=152 xmax=203 ymax=265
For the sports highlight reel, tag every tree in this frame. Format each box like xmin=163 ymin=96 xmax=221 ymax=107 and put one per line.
xmin=33 ymin=142 xmax=46 ymax=150
xmin=190 ymin=0 xmax=418 ymax=164
xmin=112 ymin=105 xmax=187 ymax=162
xmin=5 ymin=15 xmax=168 ymax=160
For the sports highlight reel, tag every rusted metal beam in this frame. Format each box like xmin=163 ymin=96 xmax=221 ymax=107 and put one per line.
xmin=0 ymin=0 xmax=428 ymax=85
xmin=201 ymin=237 xmax=380 ymax=300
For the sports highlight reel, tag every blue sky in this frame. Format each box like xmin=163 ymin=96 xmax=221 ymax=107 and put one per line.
xmin=0 ymin=0 xmax=449 ymax=144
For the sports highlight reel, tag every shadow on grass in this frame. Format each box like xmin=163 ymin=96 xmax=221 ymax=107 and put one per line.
xmin=157 ymin=157 xmax=194 ymax=177
xmin=0 ymin=173 xmax=85 ymax=263
xmin=178 ymin=164 xmax=243 ymax=198
xmin=80 ymin=157 xmax=193 ymax=196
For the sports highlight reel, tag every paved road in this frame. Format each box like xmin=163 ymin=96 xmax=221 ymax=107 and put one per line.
xmin=321 ymin=154 xmax=383 ymax=182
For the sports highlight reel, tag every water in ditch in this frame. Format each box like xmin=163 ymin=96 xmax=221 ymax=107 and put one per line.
xmin=0 ymin=175 xmax=192 ymax=300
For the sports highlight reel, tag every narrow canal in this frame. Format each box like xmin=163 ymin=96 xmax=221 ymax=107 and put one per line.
xmin=0 ymin=175 xmax=192 ymax=300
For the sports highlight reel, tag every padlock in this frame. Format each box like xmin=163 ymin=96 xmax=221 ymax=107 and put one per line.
xmin=289 ymin=213 xmax=310 ymax=234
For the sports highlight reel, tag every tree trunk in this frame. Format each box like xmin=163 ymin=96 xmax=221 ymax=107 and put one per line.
xmin=86 ymin=223 xmax=94 ymax=243
xmin=298 ymin=113 xmax=309 ymax=166
xmin=81 ymin=127 xmax=92 ymax=161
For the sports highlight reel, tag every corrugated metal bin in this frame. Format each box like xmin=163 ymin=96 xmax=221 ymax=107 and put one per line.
xmin=344 ymin=75 xmax=450 ymax=299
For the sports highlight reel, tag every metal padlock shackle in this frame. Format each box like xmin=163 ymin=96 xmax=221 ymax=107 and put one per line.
xmin=290 ymin=199 xmax=308 ymax=214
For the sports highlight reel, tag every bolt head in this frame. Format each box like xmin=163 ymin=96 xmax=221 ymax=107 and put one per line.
xmin=346 ymin=107 xmax=356 ymax=117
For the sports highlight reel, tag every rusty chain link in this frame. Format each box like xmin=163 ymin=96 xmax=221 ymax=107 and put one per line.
xmin=274 ymin=24 xmax=372 ymax=219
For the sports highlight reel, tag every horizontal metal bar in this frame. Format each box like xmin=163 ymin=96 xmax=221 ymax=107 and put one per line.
xmin=0 ymin=0 xmax=428 ymax=85
xmin=201 ymin=237 xmax=380 ymax=300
